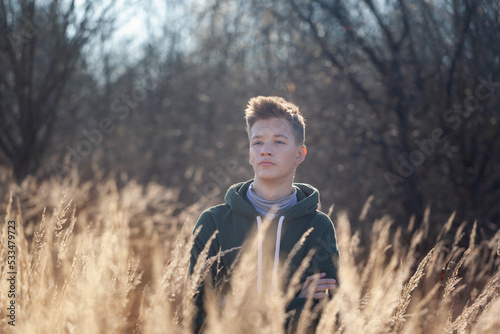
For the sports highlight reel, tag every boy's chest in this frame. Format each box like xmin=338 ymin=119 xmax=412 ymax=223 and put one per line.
xmin=216 ymin=218 xmax=311 ymax=271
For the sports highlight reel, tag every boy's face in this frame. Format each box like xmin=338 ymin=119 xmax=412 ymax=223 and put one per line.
xmin=249 ymin=117 xmax=307 ymax=183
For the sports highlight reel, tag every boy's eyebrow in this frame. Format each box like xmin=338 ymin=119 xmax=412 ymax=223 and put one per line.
xmin=251 ymin=134 xmax=290 ymax=141
xmin=250 ymin=135 xmax=262 ymax=141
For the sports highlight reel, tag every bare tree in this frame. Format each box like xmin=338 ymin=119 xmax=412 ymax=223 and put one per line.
xmin=0 ymin=0 xmax=117 ymax=183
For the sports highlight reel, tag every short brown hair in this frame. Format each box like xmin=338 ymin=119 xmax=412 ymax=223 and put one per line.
xmin=244 ymin=96 xmax=306 ymax=145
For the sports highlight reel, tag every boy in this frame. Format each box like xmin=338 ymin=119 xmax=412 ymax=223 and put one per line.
xmin=189 ymin=96 xmax=338 ymax=332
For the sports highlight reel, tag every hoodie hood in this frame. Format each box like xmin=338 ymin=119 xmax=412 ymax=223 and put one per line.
xmin=224 ymin=179 xmax=320 ymax=220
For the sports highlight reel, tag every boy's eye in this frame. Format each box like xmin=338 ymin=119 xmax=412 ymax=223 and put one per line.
xmin=276 ymin=140 xmax=284 ymax=144
xmin=252 ymin=141 xmax=262 ymax=146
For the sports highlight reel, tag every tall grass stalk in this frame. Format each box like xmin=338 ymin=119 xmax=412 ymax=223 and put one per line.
xmin=0 ymin=170 xmax=498 ymax=333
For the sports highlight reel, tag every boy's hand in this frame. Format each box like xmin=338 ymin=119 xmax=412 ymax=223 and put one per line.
xmin=298 ymin=272 xmax=337 ymax=299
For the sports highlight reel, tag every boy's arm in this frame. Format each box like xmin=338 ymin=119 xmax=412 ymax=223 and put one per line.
xmin=286 ymin=220 xmax=339 ymax=325
xmin=307 ymin=220 xmax=339 ymax=282
xmin=187 ymin=211 xmax=220 ymax=333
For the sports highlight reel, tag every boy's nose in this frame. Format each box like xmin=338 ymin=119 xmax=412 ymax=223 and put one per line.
xmin=260 ymin=143 xmax=273 ymax=156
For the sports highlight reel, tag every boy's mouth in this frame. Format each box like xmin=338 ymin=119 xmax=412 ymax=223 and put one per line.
xmin=259 ymin=160 xmax=275 ymax=166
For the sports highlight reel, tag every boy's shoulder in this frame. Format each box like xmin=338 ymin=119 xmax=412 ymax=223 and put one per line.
xmin=304 ymin=209 xmax=335 ymax=235
xmin=201 ymin=203 xmax=231 ymax=217
xmin=196 ymin=202 xmax=237 ymax=225
xmin=312 ymin=210 xmax=333 ymax=227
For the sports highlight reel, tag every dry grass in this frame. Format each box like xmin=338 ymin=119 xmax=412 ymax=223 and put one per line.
xmin=0 ymin=168 xmax=499 ymax=333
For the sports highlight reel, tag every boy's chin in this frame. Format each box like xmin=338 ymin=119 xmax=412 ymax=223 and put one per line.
xmin=255 ymin=172 xmax=285 ymax=182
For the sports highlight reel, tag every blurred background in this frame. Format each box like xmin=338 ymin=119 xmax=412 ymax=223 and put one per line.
xmin=1 ymin=0 xmax=499 ymax=239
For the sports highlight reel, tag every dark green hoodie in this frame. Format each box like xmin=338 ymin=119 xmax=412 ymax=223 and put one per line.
xmin=189 ymin=179 xmax=339 ymax=332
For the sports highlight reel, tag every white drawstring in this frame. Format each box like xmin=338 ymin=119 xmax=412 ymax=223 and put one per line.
xmin=272 ymin=216 xmax=285 ymax=286
xmin=256 ymin=215 xmax=285 ymax=293
xmin=256 ymin=216 xmax=263 ymax=294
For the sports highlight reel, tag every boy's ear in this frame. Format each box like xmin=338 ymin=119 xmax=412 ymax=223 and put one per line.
xmin=296 ymin=145 xmax=307 ymax=165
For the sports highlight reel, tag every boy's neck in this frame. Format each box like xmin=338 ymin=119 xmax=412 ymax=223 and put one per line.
xmin=252 ymin=177 xmax=294 ymax=201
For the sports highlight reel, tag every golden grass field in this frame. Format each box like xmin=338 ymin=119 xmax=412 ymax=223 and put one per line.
xmin=0 ymin=167 xmax=499 ymax=333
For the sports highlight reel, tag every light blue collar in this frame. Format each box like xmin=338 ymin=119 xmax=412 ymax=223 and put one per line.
xmin=246 ymin=182 xmax=297 ymax=217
